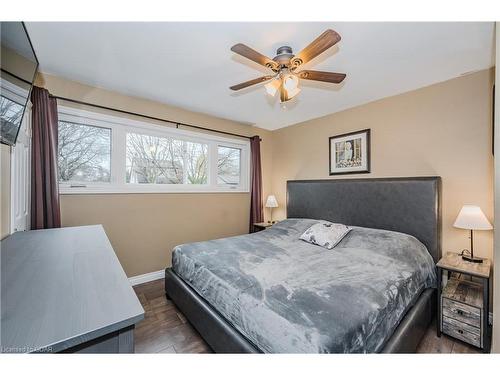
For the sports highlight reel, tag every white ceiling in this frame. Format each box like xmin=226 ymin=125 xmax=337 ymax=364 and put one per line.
xmin=25 ymin=22 xmax=495 ymax=130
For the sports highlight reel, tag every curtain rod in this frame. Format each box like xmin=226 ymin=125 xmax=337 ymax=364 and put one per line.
xmin=48 ymin=94 xmax=259 ymax=141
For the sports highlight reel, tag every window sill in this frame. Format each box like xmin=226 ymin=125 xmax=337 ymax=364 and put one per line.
xmin=59 ymin=185 xmax=249 ymax=195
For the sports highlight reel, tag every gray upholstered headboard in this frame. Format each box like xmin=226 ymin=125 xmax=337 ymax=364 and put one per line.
xmin=287 ymin=177 xmax=441 ymax=262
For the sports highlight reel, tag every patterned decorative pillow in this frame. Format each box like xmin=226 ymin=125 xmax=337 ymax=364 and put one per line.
xmin=299 ymin=221 xmax=351 ymax=249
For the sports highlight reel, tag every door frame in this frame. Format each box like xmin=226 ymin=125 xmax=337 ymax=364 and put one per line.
xmin=10 ymin=102 xmax=32 ymax=233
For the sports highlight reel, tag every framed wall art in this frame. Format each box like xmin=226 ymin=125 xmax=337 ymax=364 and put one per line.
xmin=329 ymin=129 xmax=371 ymax=175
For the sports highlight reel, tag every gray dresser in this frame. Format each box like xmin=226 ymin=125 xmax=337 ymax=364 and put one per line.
xmin=1 ymin=225 xmax=144 ymax=353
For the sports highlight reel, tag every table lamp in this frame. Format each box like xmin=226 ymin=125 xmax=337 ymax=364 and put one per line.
xmin=453 ymin=205 xmax=492 ymax=263
xmin=265 ymin=195 xmax=278 ymax=223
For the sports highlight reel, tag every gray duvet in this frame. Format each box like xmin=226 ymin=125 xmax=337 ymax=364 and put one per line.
xmin=171 ymin=219 xmax=436 ymax=353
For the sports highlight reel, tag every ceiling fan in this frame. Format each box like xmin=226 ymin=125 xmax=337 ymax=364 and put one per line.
xmin=229 ymin=29 xmax=346 ymax=103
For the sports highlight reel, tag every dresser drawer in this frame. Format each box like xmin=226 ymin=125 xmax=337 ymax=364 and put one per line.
xmin=442 ymin=316 xmax=481 ymax=348
xmin=442 ymin=297 xmax=481 ymax=328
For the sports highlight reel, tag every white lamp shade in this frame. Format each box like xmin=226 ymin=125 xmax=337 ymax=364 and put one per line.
xmin=286 ymin=86 xmax=301 ymax=100
xmin=264 ymin=79 xmax=280 ymax=97
xmin=283 ymin=74 xmax=299 ymax=91
xmin=453 ymin=205 xmax=493 ymax=230
xmin=265 ymin=195 xmax=278 ymax=208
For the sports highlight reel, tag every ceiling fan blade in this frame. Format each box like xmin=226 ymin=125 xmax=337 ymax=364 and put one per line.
xmin=231 ymin=43 xmax=279 ymax=71
xmin=297 ymin=70 xmax=346 ymax=84
xmin=291 ymin=29 xmax=341 ymax=68
xmin=230 ymin=76 xmax=274 ymax=91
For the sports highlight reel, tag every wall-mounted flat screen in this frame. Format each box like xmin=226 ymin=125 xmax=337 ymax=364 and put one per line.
xmin=1 ymin=22 xmax=38 ymax=146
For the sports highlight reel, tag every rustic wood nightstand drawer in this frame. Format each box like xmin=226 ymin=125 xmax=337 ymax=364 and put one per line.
xmin=442 ymin=297 xmax=481 ymax=328
xmin=442 ymin=316 xmax=480 ymax=347
xmin=437 ymin=253 xmax=491 ymax=351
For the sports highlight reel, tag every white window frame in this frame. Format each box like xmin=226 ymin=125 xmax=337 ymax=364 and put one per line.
xmin=58 ymin=106 xmax=250 ymax=194
xmin=1 ymin=77 xmax=30 ymax=106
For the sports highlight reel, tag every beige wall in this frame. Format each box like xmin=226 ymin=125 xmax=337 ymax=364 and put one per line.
xmin=60 ymin=193 xmax=250 ymax=276
xmin=1 ymin=45 xmax=37 ymax=89
xmin=0 ymin=144 xmax=11 ymax=239
xmin=36 ymin=73 xmax=273 ymax=277
xmin=271 ymin=69 xmax=494 ymax=261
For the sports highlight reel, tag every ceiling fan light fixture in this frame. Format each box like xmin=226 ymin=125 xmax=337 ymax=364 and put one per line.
xmin=229 ymin=29 xmax=346 ymax=104
xmin=285 ymin=86 xmax=301 ymax=100
xmin=264 ymin=78 xmax=280 ymax=97
xmin=283 ymin=74 xmax=299 ymax=91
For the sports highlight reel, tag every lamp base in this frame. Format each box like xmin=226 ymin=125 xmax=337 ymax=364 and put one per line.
xmin=461 ymin=254 xmax=483 ymax=263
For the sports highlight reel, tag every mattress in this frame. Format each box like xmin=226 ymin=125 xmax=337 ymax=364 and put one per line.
xmin=171 ymin=219 xmax=436 ymax=353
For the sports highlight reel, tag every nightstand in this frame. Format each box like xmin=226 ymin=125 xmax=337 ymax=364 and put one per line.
xmin=253 ymin=222 xmax=274 ymax=232
xmin=436 ymin=252 xmax=491 ymax=351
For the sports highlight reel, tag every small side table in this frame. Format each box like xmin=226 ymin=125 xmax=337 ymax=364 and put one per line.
xmin=436 ymin=252 xmax=491 ymax=351
xmin=253 ymin=222 xmax=274 ymax=232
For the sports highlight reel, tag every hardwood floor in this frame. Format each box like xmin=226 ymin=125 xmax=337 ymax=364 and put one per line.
xmin=133 ymin=279 xmax=481 ymax=354
xmin=133 ymin=279 xmax=211 ymax=353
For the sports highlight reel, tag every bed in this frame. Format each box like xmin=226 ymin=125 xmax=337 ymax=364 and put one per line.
xmin=164 ymin=177 xmax=441 ymax=353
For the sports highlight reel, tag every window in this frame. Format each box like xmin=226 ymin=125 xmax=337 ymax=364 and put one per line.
xmin=58 ymin=121 xmax=111 ymax=183
xmin=126 ymin=133 xmax=208 ymax=185
xmin=217 ymin=146 xmax=241 ymax=186
xmin=1 ymin=96 xmax=24 ymax=131
xmin=57 ymin=106 xmax=249 ymax=194
xmin=1 ymin=77 xmax=30 ymax=143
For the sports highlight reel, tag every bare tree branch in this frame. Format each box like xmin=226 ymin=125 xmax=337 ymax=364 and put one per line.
xmin=58 ymin=121 xmax=110 ymax=182
xmin=57 ymin=121 xmax=240 ymax=186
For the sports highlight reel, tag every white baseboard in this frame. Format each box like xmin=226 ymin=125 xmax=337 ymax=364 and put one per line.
xmin=129 ymin=270 xmax=165 ymax=286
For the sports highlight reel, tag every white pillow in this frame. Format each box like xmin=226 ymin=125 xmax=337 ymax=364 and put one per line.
xmin=299 ymin=221 xmax=351 ymax=250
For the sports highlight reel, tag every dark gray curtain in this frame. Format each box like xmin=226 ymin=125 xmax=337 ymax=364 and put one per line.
xmin=31 ymin=86 xmax=61 ymax=229
xmin=249 ymin=136 xmax=263 ymax=232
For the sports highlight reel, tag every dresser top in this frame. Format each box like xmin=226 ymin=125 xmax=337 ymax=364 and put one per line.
xmin=437 ymin=252 xmax=491 ymax=278
xmin=1 ymin=225 xmax=144 ymax=353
